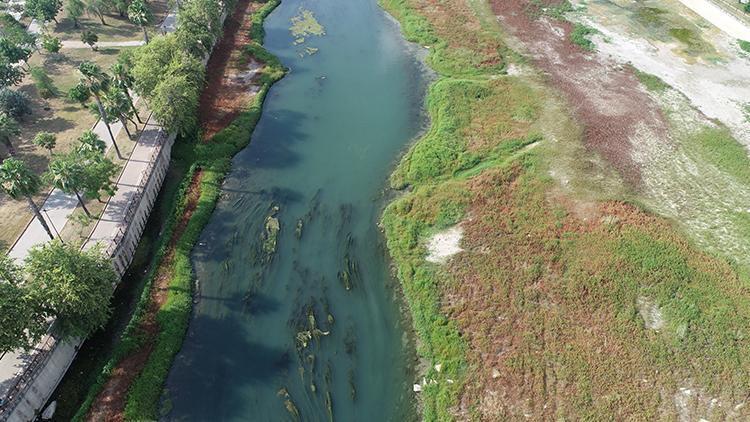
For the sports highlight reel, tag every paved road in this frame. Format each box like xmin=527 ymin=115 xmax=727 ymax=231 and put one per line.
xmin=677 ymin=0 xmax=750 ymax=40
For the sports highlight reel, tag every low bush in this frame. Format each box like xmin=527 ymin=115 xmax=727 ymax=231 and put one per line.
xmin=570 ymin=23 xmax=597 ymax=51
xmin=0 ymin=88 xmax=31 ymax=119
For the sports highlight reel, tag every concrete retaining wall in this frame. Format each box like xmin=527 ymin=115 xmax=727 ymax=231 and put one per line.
xmin=0 ymin=6 xmax=231 ymax=420
xmin=110 ymin=132 xmax=175 ymax=278
xmin=0 ymin=133 xmax=175 ymax=422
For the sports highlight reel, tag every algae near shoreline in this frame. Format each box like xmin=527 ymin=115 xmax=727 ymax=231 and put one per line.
xmin=163 ymin=0 xmax=427 ymax=419
xmin=67 ymin=0 xmax=287 ymax=419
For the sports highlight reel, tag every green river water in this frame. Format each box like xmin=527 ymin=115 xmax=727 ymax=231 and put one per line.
xmin=163 ymin=0 xmax=428 ymax=419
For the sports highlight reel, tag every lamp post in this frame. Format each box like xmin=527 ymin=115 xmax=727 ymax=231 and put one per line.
xmin=42 ymin=209 xmax=63 ymax=243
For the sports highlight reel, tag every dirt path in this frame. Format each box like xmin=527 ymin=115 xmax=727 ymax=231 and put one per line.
xmin=86 ymin=170 xmax=203 ymax=422
xmin=199 ymin=0 xmax=263 ymax=140
xmin=84 ymin=0 xmax=266 ymax=418
xmin=492 ymin=0 xmax=670 ymax=185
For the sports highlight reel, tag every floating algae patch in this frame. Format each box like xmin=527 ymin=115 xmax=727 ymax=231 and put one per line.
xmin=290 ymin=9 xmax=325 ymax=45
xmin=278 ymin=388 xmax=301 ymax=420
xmin=338 ymin=234 xmax=360 ymax=291
xmin=261 ymin=205 xmax=281 ymax=260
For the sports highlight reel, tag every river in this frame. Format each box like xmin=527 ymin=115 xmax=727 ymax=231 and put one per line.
xmin=163 ymin=0 xmax=428 ymax=419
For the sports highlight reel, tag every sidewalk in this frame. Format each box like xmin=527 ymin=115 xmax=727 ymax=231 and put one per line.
xmin=8 ymin=108 xmax=130 ymax=260
xmin=61 ymin=40 xmax=146 ymax=49
xmin=7 ymin=10 xmax=178 ymax=261
xmin=2 ymin=9 xmax=179 ymax=412
xmin=85 ymin=115 xmax=166 ymax=250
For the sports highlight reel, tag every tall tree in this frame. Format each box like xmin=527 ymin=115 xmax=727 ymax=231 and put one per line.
xmin=98 ymin=86 xmax=136 ymax=137
xmin=110 ymin=61 xmax=141 ymax=123
xmin=0 ymin=58 xmax=24 ymax=88
xmin=0 ymin=157 xmax=55 ymax=240
xmin=33 ymin=131 xmax=56 ymax=155
xmin=0 ymin=112 xmax=20 ymax=155
xmin=45 ymin=153 xmax=90 ymax=216
xmin=25 ymin=241 xmax=116 ymax=338
xmin=149 ymin=73 xmax=199 ymax=135
xmin=0 ymin=255 xmax=46 ymax=354
xmin=64 ymin=0 xmax=85 ymax=28
xmin=75 ymin=129 xmax=105 ymax=154
xmin=79 ymin=151 xmax=117 ymax=202
xmin=84 ymin=0 xmax=108 ymax=25
xmin=75 ymin=131 xmax=117 ymax=202
xmin=0 ymin=13 xmax=37 ymax=49
xmin=127 ymin=0 xmax=152 ymax=44
xmin=24 ymin=0 xmax=62 ymax=23
xmin=131 ymin=34 xmax=178 ymax=97
xmin=0 ymin=38 xmax=31 ymax=69
xmin=72 ymin=61 xmax=122 ymax=159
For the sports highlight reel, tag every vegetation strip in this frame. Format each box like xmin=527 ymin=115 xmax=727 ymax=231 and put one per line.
xmin=383 ymin=0 xmax=750 ymax=420
xmin=71 ymin=0 xmax=285 ymax=419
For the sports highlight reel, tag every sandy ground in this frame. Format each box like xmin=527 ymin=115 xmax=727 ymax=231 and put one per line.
xmin=574 ymin=0 xmax=750 ymax=145
xmin=426 ymin=226 xmax=464 ymax=263
xmin=676 ymin=0 xmax=750 ymax=40
xmin=566 ymin=0 xmax=750 ymax=263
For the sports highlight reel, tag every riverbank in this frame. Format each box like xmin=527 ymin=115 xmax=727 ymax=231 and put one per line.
xmin=383 ymin=0 xmax=750 ymax=419
xmin=63 ymin=0 xmax=286 ymax=420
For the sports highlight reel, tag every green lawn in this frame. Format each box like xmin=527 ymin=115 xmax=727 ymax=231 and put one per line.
xmin=0 ymin=45 xmax=138 ymax=248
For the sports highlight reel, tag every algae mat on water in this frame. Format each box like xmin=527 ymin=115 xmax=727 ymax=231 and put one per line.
xmin=163 ymin=0 xmax=429 ymax=419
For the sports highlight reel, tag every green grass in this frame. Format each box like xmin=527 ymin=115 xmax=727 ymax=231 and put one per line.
xmin=684 ymin=126 xmax=750 ymax=186
xmin=380 ymin=0 xmax=506 ymax=77
xmin=633 ymin=68 xmax=670 ymax=92
xmin=71 ymin=2 xmax=285 ymax=419
xmin=634 ymin=6 xmax=667 ymax=27
xmin=739 ymin=39 xmax=750 ymax=53
xmin=383 ymin=0 xmax=750 ymax=418
xmin=570 ymin=23 xmax=597 ymax=51
xmin=390 ymin=78 xmax=540 ymax=188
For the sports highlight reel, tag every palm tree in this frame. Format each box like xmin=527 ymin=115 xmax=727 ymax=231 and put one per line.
xmin=0 ymin=112 xmax=20 ymax=156
xmin=103 ymin=87 xmax=136 ymax=138
xmin=84 ymin=0 xmax=108 ymax=25
xmin=127 ymin=0 xmax=153 ymax=45
xmin=45 ymin=155 xmax=90 ymax=216
xmin=0 ymin=158 xmax=54 ymax=240
xmin=76 ymin=62 xmax=123 ymax=159
xmin=110 ymin=62 xmax=142 ymax=123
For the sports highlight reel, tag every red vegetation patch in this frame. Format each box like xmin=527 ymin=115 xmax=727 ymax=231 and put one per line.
xmin=198 ymin=0 xmax=262 ymax=140
xmin=86 ymin=170 xmax=204 ymax=421
xmin=491 ymin=0 xmax=669 ymax=185
xmin=442 ymin=163 xmax=750 ymax=419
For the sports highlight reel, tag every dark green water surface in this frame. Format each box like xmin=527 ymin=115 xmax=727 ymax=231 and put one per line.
xmin=163 ymin=0 xmax=428 ymax=419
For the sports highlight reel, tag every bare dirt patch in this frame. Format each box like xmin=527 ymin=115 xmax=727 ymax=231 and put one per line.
xmin=426 ymin=225 xmax=464 ymax=263
xmin=491 ymin=0 xmax=670 ymax=185
xmin=198 ymin=0 xmax=262 ymax=141
xmin=85 ymin=170 xmax=203 ymax=422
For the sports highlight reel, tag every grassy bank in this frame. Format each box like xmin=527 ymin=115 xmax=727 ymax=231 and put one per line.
xmin=71 ymin=1 xmax=285 ymax=419
xmin=382 ymin=0 xmax=750 ymax=419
